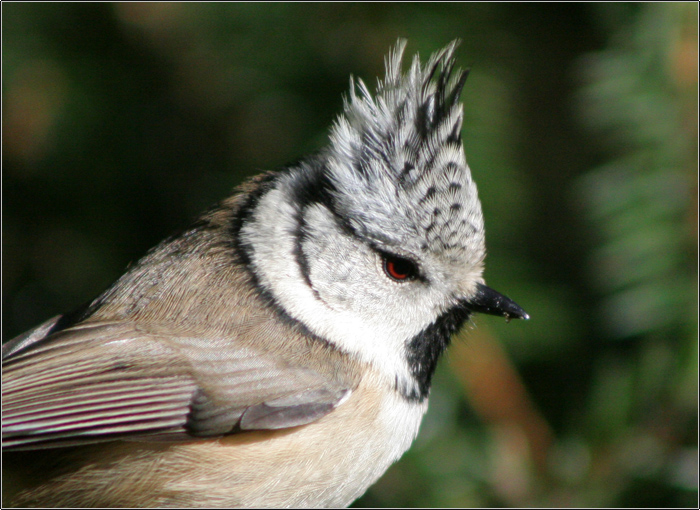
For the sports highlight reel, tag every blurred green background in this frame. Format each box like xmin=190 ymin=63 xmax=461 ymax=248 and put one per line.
xmin=3 ymin=3 xmax=697 ymax=507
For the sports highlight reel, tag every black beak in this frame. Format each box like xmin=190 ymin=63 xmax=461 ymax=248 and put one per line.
xmin=467 ymin=283 xmax=530 ymax=320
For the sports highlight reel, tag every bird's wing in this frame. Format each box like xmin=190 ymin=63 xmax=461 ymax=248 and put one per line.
xmin=2 ymin=320 xmax=351 ymax=450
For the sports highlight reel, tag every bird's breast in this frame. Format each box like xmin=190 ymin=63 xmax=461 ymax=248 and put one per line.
xmin=7 ymin=369 xmax=428 ymax=508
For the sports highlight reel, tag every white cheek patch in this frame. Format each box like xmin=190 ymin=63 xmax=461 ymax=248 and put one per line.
xmin=241 ymin=181 xmax=442 ymax=395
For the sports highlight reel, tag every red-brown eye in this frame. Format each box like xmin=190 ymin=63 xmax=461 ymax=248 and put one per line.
xmin=382 ymin=254 xmax=418 ymax=282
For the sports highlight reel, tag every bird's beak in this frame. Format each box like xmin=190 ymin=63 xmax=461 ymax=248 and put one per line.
xmin=466 ymin=283 xmax=530 ymax=320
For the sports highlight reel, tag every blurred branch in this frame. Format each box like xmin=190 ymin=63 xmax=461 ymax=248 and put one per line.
xmin=450 ymin=327 xmax=554 ymax=504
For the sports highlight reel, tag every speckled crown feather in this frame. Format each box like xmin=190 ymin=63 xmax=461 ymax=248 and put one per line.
xmin=326 ymin=39 xmax=485 ymax=268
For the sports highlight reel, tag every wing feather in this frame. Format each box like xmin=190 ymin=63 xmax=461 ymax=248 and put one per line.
xmin=2 ymin=320 xmax=352 ymax=449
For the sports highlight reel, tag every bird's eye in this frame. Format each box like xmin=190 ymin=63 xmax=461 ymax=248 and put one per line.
xmin=382 ymin=253 xmax=419 ymax=282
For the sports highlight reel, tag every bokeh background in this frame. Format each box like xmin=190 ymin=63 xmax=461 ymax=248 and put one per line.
xmin=3 ymin=3 xmax=697 ymax=507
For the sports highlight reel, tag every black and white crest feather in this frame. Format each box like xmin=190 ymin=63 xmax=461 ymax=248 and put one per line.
xmin=327 ymin=39 xmax=485 ymax=269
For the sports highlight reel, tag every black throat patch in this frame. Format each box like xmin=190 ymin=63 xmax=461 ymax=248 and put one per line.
xmin=402 ymin=301 xmax=472 ymax=402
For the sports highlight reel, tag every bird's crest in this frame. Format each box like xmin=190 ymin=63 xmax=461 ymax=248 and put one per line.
xmin=326 ymin=39 xmax=485 ymax=267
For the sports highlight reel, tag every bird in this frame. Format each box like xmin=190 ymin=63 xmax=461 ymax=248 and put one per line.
xmin=2 ymin=39 xmax=528 ymax=508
